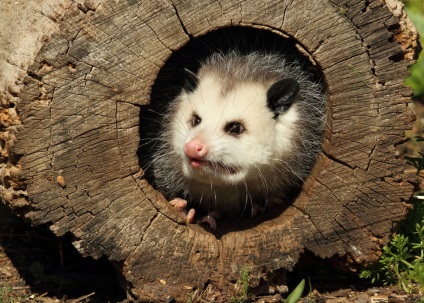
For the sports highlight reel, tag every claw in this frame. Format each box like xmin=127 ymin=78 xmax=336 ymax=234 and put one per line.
xmin=169 ymin=198 xmax=221 ymax=229
xmin=251 ymin=203 xmax=264 ymax=217
xmin=267 ymin=196 xmax=284 ymax=207
xmin=186 ymin=208 xmax=196 ymax=224
xmin=170 ymin=198 xmax=188 ymax=212
xmin=170 ymin=198 xmax=196 ymax=225
xmin=197 ymin=210 xmax=221 ymax=230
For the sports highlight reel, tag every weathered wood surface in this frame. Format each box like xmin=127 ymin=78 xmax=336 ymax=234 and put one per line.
xmin=0 ymin=0 xmax=419 ymax=302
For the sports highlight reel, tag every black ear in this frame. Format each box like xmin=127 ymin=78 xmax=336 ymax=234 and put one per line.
xmin=267 ymin=78 xmax=300 ymax=117
xmin=183 ymin=68 xmax=199 ymax=93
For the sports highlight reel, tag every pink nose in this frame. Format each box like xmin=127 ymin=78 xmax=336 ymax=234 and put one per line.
xmin=184 ymin=139 xmax=208 ymax=159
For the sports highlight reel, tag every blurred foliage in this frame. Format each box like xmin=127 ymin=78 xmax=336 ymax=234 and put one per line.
xmin=403 ymin=0 xmax=424 ymax=14
xmin=404 ymin=0 xmax=424 ymax=99
xmin=360 ymin=194 xmax=424 ymax=296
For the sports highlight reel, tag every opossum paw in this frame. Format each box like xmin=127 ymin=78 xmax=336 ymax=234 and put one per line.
xmin=169 ymin=199 xmax=222 ymax=229
xmin=170 ymin=198 xmax=196 ymax=224
xmin=186 ymin=208 xmax=196 ymax=224
xmin=170 ymin=197 xmax=188 ymax=212
xmin=251 ymin=203 xmax=264 ymax=217
xmin=197 ymin=210 xmax=221 ymax=230
xmin=251 ymin=196 xmax=284 ymax=217
xmin=267 ymin=196 xmax=284 ymax=206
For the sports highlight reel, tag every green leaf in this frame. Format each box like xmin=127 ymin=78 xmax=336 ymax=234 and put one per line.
xmin=413 ymin=262 xmax=424 ymax=289
xmin=286 ymin=279 xmax=305 ymax=303
xmin=413 ymin=136 xmax=424 ymax=142
xmin=405 ymin=155 xmax=424 ymax=175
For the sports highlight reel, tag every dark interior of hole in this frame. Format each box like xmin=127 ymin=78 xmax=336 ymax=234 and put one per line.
xmin=138 ymin=26 xmax=324 ymax=230
xmin=253 ymin=250 xmax=371 ymax=298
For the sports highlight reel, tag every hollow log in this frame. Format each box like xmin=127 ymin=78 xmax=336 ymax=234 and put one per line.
xmin=0 ymin=0 xmax=420 ymax=302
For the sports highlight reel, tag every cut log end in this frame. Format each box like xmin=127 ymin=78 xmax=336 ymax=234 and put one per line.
xmin=0 ymin=0 xmax=420 ymax=302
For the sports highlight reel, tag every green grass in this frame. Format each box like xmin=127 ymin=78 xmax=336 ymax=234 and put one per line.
xmin=285 ymin=279 xmax=305 ymax=303
xmin=360 ymin=136 xmax=424 ymax=299
xmin=361 ymin=132 xmax=424 ymax=299
xmin=0 ymin=286 xmax=12 ymax=303
xmin=359 ymin=196 xmax=424 ymax=297
xmin=231 ymin=266 xmax=251 ymax=303
xmin=0 ymin=286 xmax=33 ymax=303
xmin=229 ymin=267 xmax=306 ymax=303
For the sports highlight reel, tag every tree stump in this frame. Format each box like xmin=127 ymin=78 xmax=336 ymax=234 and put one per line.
xmin=0 ymin=0 xmax=420 ymax=302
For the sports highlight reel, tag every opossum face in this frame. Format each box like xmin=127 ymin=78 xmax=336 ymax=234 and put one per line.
xmin=171 ymin=73 xmax=300 ymax=186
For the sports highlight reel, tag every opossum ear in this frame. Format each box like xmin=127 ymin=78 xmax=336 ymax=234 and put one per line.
xmin=267 ymin=78 xmax=300 ymax=118
xmin=183 ymin=68 xmax=199 ymax=93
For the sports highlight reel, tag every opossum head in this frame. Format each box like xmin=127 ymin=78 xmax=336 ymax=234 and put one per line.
xmin=169 ymin=68 xmax=300 ymax=187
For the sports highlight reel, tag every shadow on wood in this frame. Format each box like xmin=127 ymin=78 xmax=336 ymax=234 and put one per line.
xmin=0 ymin=0 xmax=420 ymax=302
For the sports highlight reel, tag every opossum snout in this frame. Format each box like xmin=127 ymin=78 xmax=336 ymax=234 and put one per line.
xmin=184 ymin=139 xmax=208 ymax=159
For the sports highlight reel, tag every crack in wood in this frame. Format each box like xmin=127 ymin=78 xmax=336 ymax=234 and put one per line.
xmin=171 ymin=3 xmax=192 ymax=40
xmin=0 ymin=0 xmax=417 ymax=301
xmin=322 ymin=150 xmax=356 ymax=170
xmin=279 ymin=0 xmax=294 ymax=29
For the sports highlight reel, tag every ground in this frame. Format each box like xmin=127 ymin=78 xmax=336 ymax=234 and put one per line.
xmin=0 ymin=203 xmax=422 ymax=303
xmin=0 ymin=204 xmax=126 ymax=303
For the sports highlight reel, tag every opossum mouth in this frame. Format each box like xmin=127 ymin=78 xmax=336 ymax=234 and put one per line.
xmin=188 ymin=158 xmax=238 ymax=174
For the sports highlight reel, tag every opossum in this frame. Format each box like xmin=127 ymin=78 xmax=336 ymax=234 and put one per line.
xmin=152 ymin=51 xmax=325 ymax=229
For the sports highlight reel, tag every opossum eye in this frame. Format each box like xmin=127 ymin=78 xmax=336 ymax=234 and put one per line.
xmin=191 ymin=114 xmax=202 ymax=127
xmin=225 ymin=121 xmax=245 ymax=135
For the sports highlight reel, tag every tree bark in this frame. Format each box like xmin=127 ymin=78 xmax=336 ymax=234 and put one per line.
xmin=0 ymin=0 xmax=419 ymax=302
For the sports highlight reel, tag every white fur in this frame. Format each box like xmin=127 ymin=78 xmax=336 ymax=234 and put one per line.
xmin=152 ymin=52 xmax=325 ymax=217
xmin=172 ymin=76 xmax=298 ymax=188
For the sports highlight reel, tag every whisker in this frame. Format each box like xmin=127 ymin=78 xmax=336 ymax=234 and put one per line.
xmin=141 ymin=50 xmax=325 ymax=227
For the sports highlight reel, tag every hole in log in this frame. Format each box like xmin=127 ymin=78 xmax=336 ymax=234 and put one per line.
xmin=139 ymin=26 xmax=327 ymax=232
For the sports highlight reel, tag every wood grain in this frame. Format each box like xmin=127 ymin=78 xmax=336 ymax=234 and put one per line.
xmin=0 ymin=0 xmax=419 ymax=301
